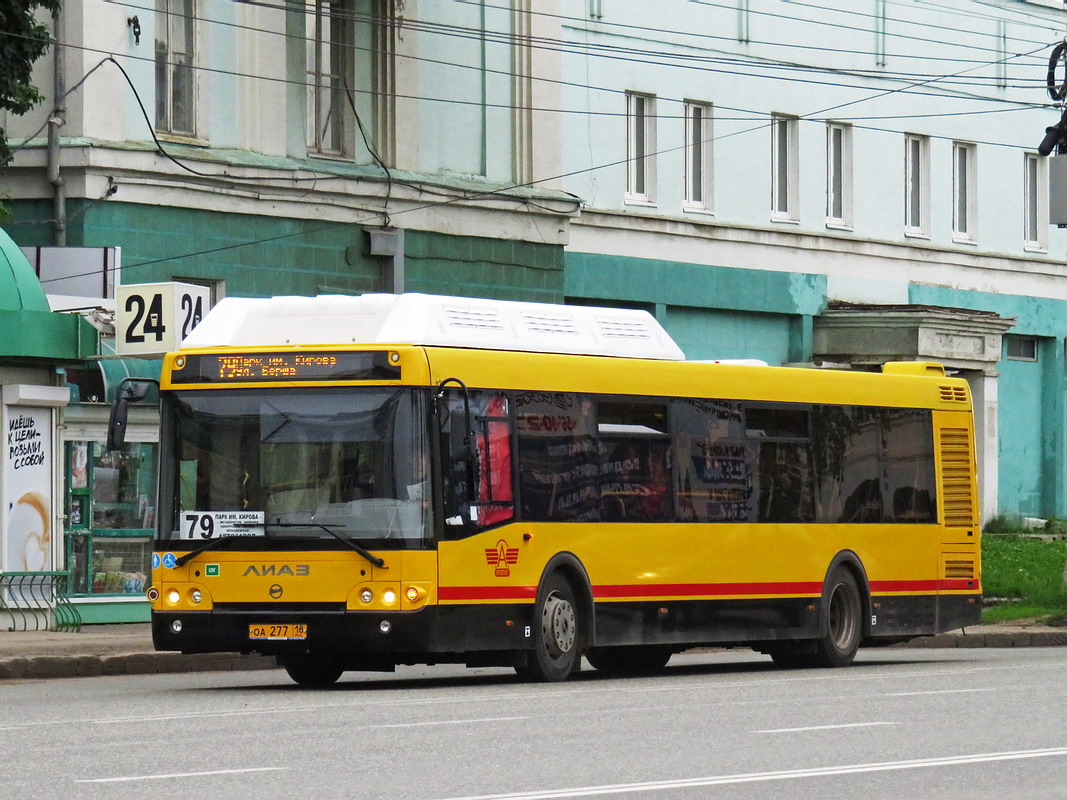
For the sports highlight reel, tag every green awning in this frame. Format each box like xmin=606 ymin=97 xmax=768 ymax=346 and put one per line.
xmin=0 ymin=228 xmax=99 ymax=363
xmin=97 ymin=339 xmax=162 ymax=404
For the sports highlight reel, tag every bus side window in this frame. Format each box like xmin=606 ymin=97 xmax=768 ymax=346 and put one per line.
xmin=441 ymin=390 xmax=514 ymax=532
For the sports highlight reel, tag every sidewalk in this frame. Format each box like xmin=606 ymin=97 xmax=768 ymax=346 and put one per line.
xmin=1 ymin=622 xmax=1065 ymax=680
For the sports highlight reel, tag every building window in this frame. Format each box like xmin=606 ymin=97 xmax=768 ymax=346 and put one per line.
xmin=904 ymin=133 xmax=930 ymax=236
xmin=1005 ymin=336 xmax=1037 ymax=362
xmin=684 ymin=102 xmax=713 ymax=211
xmin=1024 ymin=153 xmax=1048 ymax=251
xmin=626 ymin=92 xmax=656 ymax=203
xmin=771 ymin=114 xmax=798 ymax=221
xmin=155 ymin=0 xmax=196 ymax=135
xmin=307 ymin=0 xmax=349 ymax=155
xmin=952 ymin=142 xmax=977 ymax=242
xmin=826 ymin=122 xmax=852 ymax=227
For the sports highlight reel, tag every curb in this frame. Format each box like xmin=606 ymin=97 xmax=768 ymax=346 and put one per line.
xmin=896 ymin=631 xmax=1067 ymax=649
xmin=0 ymin=652 xmax=277 ymax=680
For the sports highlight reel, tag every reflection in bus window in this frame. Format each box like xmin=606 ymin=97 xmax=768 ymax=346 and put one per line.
xmin=671 ymin=399 xmax=750 ymax=522
xmin=516 ymin=392 xmax=599 ymax=522
xmin=598 ymin=401 xmax=671 ymax=522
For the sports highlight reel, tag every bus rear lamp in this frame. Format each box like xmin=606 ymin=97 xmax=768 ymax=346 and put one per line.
xmin=360 ymin=589 xmax=373 ymax=604
xmin=382 ymin=589 xmax=397 ymax=605
xmin=405 ymin=586 xmax=420 ymax=603
xmin=190 ymin=589 xmax=203 ymax=604
xmin=146 ymin=587 xmax=159 ymax=602
xmin=167 ymin=589 xmax=181 ymax=605
xmin=171 ymin=619 xmax=183 ymax=634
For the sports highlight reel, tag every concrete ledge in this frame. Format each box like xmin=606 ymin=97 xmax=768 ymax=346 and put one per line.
xmin=1 ymin=652 xmax=277 ymax=680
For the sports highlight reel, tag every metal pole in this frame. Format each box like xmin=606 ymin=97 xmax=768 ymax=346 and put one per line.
xmin=47 ymin=5 xmax=66 ymax=246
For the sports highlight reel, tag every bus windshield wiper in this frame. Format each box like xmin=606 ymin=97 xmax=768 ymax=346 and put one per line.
xmin=266 ymin=522 xmax=386 ymax=569
xmin=174 ymin=535 xmax=242 ymax=568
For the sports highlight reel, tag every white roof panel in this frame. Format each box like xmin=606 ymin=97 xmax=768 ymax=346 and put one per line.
xmin=181 ymin=293 xmax=686 ymax=360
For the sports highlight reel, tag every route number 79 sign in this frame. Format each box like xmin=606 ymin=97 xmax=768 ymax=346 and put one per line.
xmin=115 ymin=282 xmax=213 ymax=357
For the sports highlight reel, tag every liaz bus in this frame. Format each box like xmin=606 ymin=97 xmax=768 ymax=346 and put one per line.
xmin=108 ymin=293 xmax=980 ymax=686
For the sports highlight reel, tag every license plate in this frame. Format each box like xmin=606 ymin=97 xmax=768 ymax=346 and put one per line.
xmin=249 ymin=623 xmax=307 ymax=641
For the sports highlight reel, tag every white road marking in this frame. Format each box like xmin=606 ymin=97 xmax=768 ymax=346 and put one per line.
xmin=370 ymin=716 xmax=527 ymax=729
xmin=887 ymin=688 xmax=997 ymax=697
xmin=78 ymin=767 xmax=287 ymax=784
xmin=754 ymin=721 xmax=895 ymax=733
xmin=439 ymin=747 xmax=1067 ymax=799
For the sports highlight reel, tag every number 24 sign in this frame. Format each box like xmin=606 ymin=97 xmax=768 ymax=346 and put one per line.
xmin=115 ymin=282 xmax=212 ymax=356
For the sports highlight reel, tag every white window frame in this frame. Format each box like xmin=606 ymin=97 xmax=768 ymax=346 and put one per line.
xmin=770 ymin=114 xmax=799 ymax=222
xmin=952 ymin=141 xmax=977 ymax=243
xmin=683 ymin=101 xmax=713 ymax=212
xmin=155 ymin=0 xmax=197 ymax=136
xmin=904 ymin=133 xmax=930 ymax=237
xmin=825 ymin=122 xmax=852 ymax=229
xmin=1024 ymin=152 xmax=1048 ymax=252
xmin=626 ymin=92 xmax=656 ymax=204
xmin=306 ymin=0 xmax=350 ymax=157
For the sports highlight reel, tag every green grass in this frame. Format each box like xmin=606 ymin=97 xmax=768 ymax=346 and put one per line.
xmin=980 ymin=531 xmax=1067 ymax=623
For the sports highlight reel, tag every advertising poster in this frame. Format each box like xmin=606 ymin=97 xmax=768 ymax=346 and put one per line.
xmin=5 ymin=406 xmax=53 ymax=573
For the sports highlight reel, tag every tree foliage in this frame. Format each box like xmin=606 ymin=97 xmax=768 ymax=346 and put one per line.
xmin=0 ymin=0 xmax=61 ymax=169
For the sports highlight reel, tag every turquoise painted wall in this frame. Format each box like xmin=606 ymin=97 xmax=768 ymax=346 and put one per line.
xmin=565 ymin=252 xmax=825 ymax=364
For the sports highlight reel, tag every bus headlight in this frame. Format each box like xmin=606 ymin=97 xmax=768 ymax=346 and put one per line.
xmin=167 ymin=589 xmax=180 ymax=605
xmin=360 ymin=589 xmax=373 ymax=604
xmin=190 ymin=589 xmax=203 ymax=604
xmin=171 ymin=619 xmax=183 ymax=634
xmin=382 ymin=589 xmax=397 ymax=606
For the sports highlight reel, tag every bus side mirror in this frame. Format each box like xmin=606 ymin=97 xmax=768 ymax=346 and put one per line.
xmin=106 ymin=379 xmax=157 ymax=451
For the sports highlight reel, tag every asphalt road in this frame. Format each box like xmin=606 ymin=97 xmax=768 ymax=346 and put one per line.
xmin=2 ymin=648 xmax=1066 ymax=800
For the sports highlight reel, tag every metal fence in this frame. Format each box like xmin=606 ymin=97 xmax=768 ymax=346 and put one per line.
xmin=0 ymin=571 xmax=82 ymax=632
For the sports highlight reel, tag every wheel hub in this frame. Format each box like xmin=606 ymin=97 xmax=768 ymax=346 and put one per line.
xmin=541 ymin=591 xmax=576 ymax=658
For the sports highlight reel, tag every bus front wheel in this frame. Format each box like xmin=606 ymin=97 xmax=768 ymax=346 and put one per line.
xmin=282 ymin=654 xmax=344 ymax=686
xmin=517 ymin=573 xmax=581 ymax=682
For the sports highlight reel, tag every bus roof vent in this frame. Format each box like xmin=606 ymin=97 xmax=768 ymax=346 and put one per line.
xmin=181 ymin=292 xmax=686 ymax=360
xmin=443 ymin=305 xmax=506 ymax=332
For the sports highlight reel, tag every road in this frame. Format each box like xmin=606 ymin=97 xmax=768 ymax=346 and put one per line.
xmin=1 ymin=648 xmax=1065 ymax=799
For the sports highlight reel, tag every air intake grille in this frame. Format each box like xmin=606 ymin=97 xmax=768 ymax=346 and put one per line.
xmin=940 ymin=427 xmax=975 ymax=527
xmin=521 ymin=311 xmax=580 ymax=336
xmin=596 ymin=316 xmax=654 ymax=341
xmin=939 ymin=385 xmax=968 ymax=403
xmin=944 ymin=559 xmax=975 ymax=579
xmin=443 ymin=307 xmax=505 ymax=331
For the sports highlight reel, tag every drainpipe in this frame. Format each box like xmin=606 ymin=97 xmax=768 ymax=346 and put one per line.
xmin=47 ymin=5 xmax=66 ymax=246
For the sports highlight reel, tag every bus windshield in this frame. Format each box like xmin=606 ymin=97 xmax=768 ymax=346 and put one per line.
xmin=160 ymin=387 xmax=431 ymax=545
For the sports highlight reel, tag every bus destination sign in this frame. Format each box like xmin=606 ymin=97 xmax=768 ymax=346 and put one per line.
xmin=170 ymin=351 xmax=401 ymax=383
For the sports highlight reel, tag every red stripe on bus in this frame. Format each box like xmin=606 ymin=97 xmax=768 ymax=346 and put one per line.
xmin=439 ymin=579 xmax=977 ymax=603
xmin=438 ymin=586 xmax=538 ymax=601
xmin=592 ymin=582 xmax=823 ymax=598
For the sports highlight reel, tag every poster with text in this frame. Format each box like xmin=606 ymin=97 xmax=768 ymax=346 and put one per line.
xmin=5 ymin=406 xmax=53 ymax=573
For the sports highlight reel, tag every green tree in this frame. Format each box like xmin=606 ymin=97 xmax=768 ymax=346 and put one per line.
xmin=0 ymin=0 xmax=60 ymax=170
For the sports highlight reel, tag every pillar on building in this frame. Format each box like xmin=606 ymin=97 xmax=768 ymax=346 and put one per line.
xmin=813 ymin=303 xmax=1015 ymax=525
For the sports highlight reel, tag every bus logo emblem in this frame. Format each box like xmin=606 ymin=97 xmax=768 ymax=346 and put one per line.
xmin=485 ymin=540 xmax=519 ymax=577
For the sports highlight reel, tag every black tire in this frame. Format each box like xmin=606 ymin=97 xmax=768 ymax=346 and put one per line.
xmin=282 ymin=655 xmax=344 ymax=686
xmin=767 ymin=569 xmax=863 ymax=669
xmin=586 ymin=645 xmax=672 ymax=676
xmin=516 ymin=573 xmax=581 ymax=682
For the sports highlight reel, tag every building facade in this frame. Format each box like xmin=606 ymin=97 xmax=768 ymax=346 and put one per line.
xmin=1 ymin=1 xmax=1066 ymax=624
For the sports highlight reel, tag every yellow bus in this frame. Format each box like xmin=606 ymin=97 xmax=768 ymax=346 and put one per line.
xmin=109 ymin=293 xmax=980 ymax=685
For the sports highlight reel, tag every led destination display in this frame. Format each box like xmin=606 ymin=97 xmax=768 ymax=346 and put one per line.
xmin=170 ymin=351 xmax=401 ymax=383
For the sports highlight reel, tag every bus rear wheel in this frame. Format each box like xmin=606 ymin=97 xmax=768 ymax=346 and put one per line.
xmin=586 ymin=645 xmax=672 ymax=676
xmin=282 ymin=655 xmax=344 ymax=686
xmin=768 ymin=569 xmax=863 ymax=669
xmin=517 ymin=574 xmax=581 ymax=682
